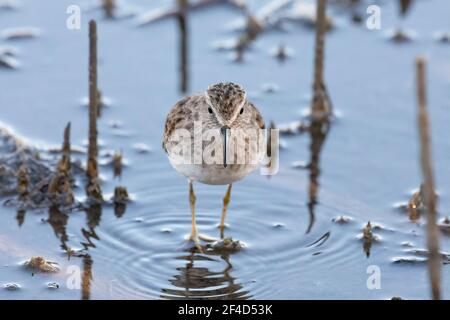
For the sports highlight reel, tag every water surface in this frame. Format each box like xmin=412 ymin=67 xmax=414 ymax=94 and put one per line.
xmin=0 ymin=0 xmax=450 ymax=299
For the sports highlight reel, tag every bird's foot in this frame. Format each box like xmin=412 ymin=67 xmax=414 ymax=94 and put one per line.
xmin=188 ymin=233 xmax=204 ymax=253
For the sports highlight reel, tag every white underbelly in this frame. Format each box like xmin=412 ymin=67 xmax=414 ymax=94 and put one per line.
xmin=168 ymin=159 xmax=259 ymax=185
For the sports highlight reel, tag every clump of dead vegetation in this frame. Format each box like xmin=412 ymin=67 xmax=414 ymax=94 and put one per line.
xmin=0 ymin=124 xmax=80 ymax=211
xmin=24 ymin=256 xmax=59 ymax=273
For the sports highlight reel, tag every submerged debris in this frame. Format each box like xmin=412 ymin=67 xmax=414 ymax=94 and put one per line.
xmin=438 ymin=217 xmax=450 ymax=234
xmin=362 ymin=221 xmax=375 ymax=258
xmin=112 ymin=186 xmax=129 ymax=204
xmin=0 ymin=130 xmax=46 ymax=200
xmin=278 ymin=121 xmax=308 ymax=136
xmin=3 ymin=283 xmax=21 ymax=291
xmin=1 ymin=27 xmax=42 ymax=40
xmin=47 ymin=123 xmax=74 ymax=207
xmin=132 ymin=143 xmax=151 ymax=154
xmin=206 ymin=237 xmax=243 ymax=254
xmin=401 ymin=241 xmax=414 ymax=248
xmin=0 ymin=122 xmax=81 ymax=210
xmin=392 ymin=249 xmax=450 ymax=265
xmin=272 ymin=222 xmax=285 ymax=229
xmin=112 ymin=186 xmax=129 ymax=217
xmin=24 ymin=256 xmax=59 ymax=273
xmin=332 ymin=215 xmax=353 ymax=224
xmin=408 ymin=184 xmax=425 ymax=221
xmin=386 ymin=28 xmax=416 ymax=43
xmin=0 ymin=54 xmax=20 ymax=69
xmin=17 ymin=164 xmax=29 ymax=198
xmin=47 ymin=282 xmax=59 ymax=290
xmin=433 ymin=31 xmax=450 ymax=44
xmin=363 ymin=221 xmax=373 ymax=240
xmin=113 ymin=150 xmax=122 ymax=177
xmin=261 ymin=83 xmax=279 ymax=94
xmin=271 ymin=43 xmax=293 ymax=62
xmin=0 ymin=0 xmax=19 ymax=11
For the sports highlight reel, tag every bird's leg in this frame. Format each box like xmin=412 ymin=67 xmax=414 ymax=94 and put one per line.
xmin=219 ymin=184 xmax=232 ymax=239
xmin=188 ymin=181 xmax=202 ymax=252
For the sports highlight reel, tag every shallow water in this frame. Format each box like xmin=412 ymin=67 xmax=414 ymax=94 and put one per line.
xmin=1 ymin=0 xmax=450 ymax=299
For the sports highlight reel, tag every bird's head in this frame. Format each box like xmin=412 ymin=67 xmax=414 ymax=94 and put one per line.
xmin=205 ymin=82 xmax=247 ymax=128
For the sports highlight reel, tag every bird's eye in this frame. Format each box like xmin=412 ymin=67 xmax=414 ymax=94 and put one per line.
xmin=240 ymin=107 xmax=244 ymax=115
xmin=208 ymin=107 xmax=213 ymax=114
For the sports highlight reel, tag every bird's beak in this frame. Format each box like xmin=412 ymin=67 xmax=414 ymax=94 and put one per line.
xmin=221 ymin=126 xmax=229 ymax=168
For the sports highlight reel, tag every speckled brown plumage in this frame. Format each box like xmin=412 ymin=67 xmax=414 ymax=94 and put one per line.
xmin=162 ymin=82 xmax=266 ymax=248
xmin=206 ymin=82 xmax=246 ymax=121
xmin=162 ymin=82 xmax=265 ymax=185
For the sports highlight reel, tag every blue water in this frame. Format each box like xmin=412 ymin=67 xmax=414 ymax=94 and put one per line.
xmin=0 ymin=0 xmax=449 ymax=299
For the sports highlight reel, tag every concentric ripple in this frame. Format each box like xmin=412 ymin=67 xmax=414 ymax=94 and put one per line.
xmin=92 ymin=179 xmax=365 ymax=299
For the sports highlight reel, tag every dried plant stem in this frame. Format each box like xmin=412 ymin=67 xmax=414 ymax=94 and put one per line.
xmin=137 ymin=0 xmax=247 ymax=27
xmin=113 ymin=149 xmax=122 ymax=177
xmin=416 ymin=56 xmax=441 ymax=300
xmin=177 ymin=0 xmax=189 ymax=93
xmin=87 ymin=20 xmax=102 ymax=200
xmin=311 ymin=0 xmax=332 ymax=120
xmin=48 ymin=123 xmax=74 ymax=205
xmin=103 ymin=0 xmax=115 ymax=18
xmin=17 ymin=164 xmax=28 ymax=198
xmin=87 ymin=20 xmax=98 ymax=181
xmin=58 ymin=122 xmax=71 ymax=173
xmin=313 ymin=0 xmax=326 ymax=91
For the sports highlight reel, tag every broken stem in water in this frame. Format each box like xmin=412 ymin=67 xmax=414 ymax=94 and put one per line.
xmin=416 ymin=56 xmax=441 ymax=300
xmin=87 ymin=20 xmax=102 ymax=201
xmin=48 ymin=123 xmax=74 ymax=206
xmin=103 ymin=0 xmax=115 ymax=18
xmin=58 ymin=122 xmax=71 ymax=173
xmin=311 ymin=0 xmax=332 ymax=120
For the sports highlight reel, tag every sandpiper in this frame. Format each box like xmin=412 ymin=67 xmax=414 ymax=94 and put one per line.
xmin=163 ymin=82 xmax=265 ymax=249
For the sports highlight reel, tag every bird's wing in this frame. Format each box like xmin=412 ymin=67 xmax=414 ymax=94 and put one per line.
xmin=162 ymin=94 xmax=204 ymax=153
xmin=248 ymin=101 xmax=265 ymax=130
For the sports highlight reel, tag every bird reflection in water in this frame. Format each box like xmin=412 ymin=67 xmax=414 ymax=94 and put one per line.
xmin=161 ymin=250 xmax=250 ymax=300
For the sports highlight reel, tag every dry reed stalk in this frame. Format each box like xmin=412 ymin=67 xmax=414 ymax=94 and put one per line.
xmin=96 ymin=90 xmax=102 ymax=117
xmin=177 ymin=0 xmax=189 ymax=93
xmin=416 ymin=56 xmax=441 ymax=300
xmin=47 ymin=123 xmax=74 ymax=205
xmin=311 ymin=0 xmax=332 ymax=120
xmin=17 ymin=164 xmax=28 ymax=197
xmin=103 ymin=0 xmax=115 ymax=18
xmin=113 ymin=186 xmax=129 ymax=204
xmin=57 ymin=122 xmax=71 ymax=173
xmin=86 ymin=20 xmax=102 ymax=200
xmin=113 ymin=150 xmax=122 ymax=177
